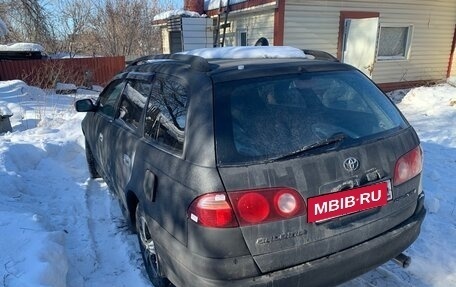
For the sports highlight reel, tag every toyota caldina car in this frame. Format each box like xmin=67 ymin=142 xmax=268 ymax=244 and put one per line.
xmin=75 ymin=46 xmax=425 ymax=287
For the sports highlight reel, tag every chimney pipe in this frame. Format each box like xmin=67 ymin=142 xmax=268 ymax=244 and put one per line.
xmin=184 ymin=0 xmax=205 ymax=15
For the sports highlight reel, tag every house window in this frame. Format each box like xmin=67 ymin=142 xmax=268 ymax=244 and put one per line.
xmin=237 ymin=30 xmax=247 ymax=46
xmin=377 ymin=26 xmax=412 ymax=60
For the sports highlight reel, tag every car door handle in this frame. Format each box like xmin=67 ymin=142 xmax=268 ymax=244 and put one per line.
xmin=98 ymin=134 xmax=103 ymax=142
xmin=123 ymin=154 xmax=131 ymax=167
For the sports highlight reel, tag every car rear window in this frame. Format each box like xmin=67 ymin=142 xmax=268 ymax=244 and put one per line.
xmin=214 ymin=70 xmax=408 ymax=165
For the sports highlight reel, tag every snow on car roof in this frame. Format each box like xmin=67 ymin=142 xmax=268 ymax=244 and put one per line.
xmin=0 ymin=42 xmax=45 ymax=52
xmin=179 ymin=46 xmax=307 ymax=59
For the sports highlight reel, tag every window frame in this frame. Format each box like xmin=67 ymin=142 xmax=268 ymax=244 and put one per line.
xmin=115 ymin=79 xmax=153 ymax=132
xmin=143 ymin=75 xmax=189 ymax=156
xmin=376 ymin=25 xmax=413 ymax=61
xmin=96 ymin=79 xmax=126 ymax=118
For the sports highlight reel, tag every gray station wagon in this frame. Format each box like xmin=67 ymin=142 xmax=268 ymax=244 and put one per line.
xmin=75 ymin=46 xmax=425 ymax=287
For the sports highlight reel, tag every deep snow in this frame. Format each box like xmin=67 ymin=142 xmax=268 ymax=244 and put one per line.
xmin=0 ymin=78 xmax=455 ymax=287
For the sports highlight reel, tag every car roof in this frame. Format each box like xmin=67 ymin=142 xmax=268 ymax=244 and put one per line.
xmin=125 ymin=46 xmax=355 ymax=82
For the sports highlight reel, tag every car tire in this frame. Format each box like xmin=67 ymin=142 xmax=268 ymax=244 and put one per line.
xmin=135 ymin=203 xmax=173 ymax=287
xmin=118 ymin=197 xmax=135 ymax=233
xmin=85 ymin=140 xmax=100 ymax=178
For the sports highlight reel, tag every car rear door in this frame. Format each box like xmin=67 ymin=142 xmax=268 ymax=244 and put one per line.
xmin=213 ymin=69 xmax=421 ymax=273
xmin=218 ymin=129 xmax=420 ymax=273
xmin=108 ymin=73 xmax=154 ymax=195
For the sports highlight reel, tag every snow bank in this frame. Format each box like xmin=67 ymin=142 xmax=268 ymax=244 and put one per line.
xmin=394 ymin=81 xmax=456 ymax=287
xmin=0 ymin=80 xmax=148 ymax=287
xmin=400 ymin=84 xmax=456 ymax=118
xmin=0 ymin=212 xmax=67 ymax=287
xmin=448 ymin=76 xmax=456 ymax=87
xmin=0 ymin=43 xmax=45 ymax=52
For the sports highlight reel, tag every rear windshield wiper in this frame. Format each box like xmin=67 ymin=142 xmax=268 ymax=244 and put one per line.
xmin=272 ymin=132 xmax=346 ymax=161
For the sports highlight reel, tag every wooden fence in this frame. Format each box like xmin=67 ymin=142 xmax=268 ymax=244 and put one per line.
xmin=0 ymin=56 xmax=125 ymax=89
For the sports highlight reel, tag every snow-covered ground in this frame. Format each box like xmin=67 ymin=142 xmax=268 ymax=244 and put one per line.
xmin=0 ymin=78 xmax=455 ymax=287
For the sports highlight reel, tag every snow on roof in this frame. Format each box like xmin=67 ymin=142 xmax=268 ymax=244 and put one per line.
xmin=0 ymin=42 xmax=45 ymax=52
xmin=153 ymin=9 xmax=205 ymax=21
xmin=205 ymin=0 xmax=248 ymax=10
xmin=179 ymin=46 xmax=307 ymax=59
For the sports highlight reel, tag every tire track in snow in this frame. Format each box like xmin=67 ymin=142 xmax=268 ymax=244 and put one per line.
xmin=341 ymin=263 xmax=416 ymax=287
xmin=69 ymin=178 xmax=150 ymax=287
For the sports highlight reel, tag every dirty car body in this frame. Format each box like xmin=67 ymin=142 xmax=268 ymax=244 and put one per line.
xmin=75 ymin=47 xmax=425 ymax=287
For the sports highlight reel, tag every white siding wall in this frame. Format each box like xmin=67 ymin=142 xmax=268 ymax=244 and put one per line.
xmin=220 ymin=9 xmax=275 ymax=46
xmin=284 ymin=0 xmax=456 ymax=83
xmin=182 ymin=18 xmax=213 ymax=51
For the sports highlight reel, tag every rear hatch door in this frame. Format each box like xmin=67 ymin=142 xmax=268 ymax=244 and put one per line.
xmin=213 ymin=69 xmax=420 ymax=273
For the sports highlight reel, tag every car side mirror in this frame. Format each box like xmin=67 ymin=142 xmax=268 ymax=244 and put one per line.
xmin=75 ymin=99 xmax=97 ymax=112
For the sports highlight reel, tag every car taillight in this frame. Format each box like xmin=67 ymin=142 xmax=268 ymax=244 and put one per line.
xmin=187 ymin=193 xmax=238 ymax=228
xmin=393 ymin=146 xmax=423 ymax=186
xmin=228 ymin=187 xmax=306 ymax=226
xmin=187 ymin=188 xmax=307 ymax=228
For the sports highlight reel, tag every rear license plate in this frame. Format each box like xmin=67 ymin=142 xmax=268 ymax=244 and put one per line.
xmin=307 ymin=182 xmax=388 ymax=223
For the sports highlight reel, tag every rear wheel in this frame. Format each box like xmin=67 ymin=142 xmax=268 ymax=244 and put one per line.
xmin=85 ymin=140 xmax=100 ymax=178
xmin=135 ymin=203 xmax=173 ymax=287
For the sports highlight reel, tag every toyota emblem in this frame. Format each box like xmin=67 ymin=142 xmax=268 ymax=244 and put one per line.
xmin=343 ymin=157 xmax=359 ymax=172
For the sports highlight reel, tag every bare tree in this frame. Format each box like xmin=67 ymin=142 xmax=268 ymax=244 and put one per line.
xmin=1 ymin=0 xmax=56 ymax=48
xmin=54 ymin=0 xmax=93 ymax=57
xmin=89 ymin=0 xmax=163 ymax=56
xmin=0 ymin=0 xmax=175 ymax=56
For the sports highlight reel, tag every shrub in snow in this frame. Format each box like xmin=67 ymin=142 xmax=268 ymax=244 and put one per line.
xmin=56 ymin=83 xmax=77 ymax=94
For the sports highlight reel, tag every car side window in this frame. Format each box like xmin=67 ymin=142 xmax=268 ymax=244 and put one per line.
xmin=116 ymin=80 xmax=152 ymax=130
xmin=144 ymin=77 xmax=188 ymax=153
xmin=98 ymin=80 xmax=125 ymax=117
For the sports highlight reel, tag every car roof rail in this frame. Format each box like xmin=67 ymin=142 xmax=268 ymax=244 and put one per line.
xmin=169 ymin=54 xmax=210 ymax=72
xmin=126 ymin=55 xmax=160 ymax=67
xmin=302 ymin=49 xmax=339 ymax=62
xmin=126 ymin=53 xmax=210 ymax=72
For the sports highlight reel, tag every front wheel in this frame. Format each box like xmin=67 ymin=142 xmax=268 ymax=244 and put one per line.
xmin=135 ymin=204 xmax=173 ymax=287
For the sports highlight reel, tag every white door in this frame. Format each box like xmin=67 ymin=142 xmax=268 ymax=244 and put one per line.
xmin=342 ymin=18 xmax=379 ymax=78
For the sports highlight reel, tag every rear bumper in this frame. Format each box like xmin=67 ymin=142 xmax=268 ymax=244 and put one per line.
xmin=160 ymin=195 xmax=426 ymax=287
